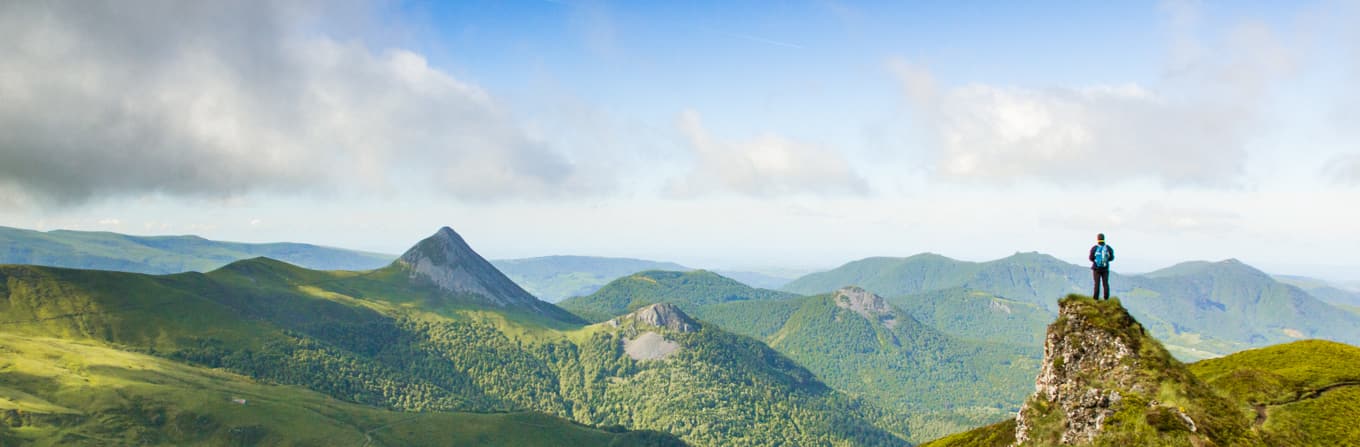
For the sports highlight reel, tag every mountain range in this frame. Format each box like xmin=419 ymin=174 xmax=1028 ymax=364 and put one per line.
xmin=783 ymin=253 xmax=1360 ymax=360
xmin=0 ymin=225 xmax=796 ymax=302
xmin=4 ymin=224 xmax=1360 ymax=445
xmin=0 ymin=225 xmax=393 ymax=274
xmin=0 ymin=227 xmax=904 ymax=446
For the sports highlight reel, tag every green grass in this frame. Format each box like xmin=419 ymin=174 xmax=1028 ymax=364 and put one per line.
xmin=0 ymin=333 xmax=674 ymax=447
xmin=1189 ymin=339 xmax=1360 ymax=405
xmin=917 ymin=419 xmax=1015 ymax=447
xmin=1188 ymin=339 xmax=1360 ymax=446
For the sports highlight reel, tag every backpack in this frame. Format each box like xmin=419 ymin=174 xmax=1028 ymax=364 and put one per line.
xmin=1094 ymin=245 xmax=1110 ymax=269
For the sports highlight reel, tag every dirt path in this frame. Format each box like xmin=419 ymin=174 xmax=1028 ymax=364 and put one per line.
xmin=362 ymin=414 xmax=425 ymax=447
xmin=1253 ymin=381 xmax=1360 ymax=428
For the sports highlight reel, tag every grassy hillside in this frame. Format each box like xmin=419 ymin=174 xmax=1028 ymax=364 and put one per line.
xmin=0 ymin=225 xmax=392 ymax=274
xmin=0 ymin=333 xmax=681 ymax=447
xmin=0 ymin=260 xmax=903 ymax=446
xmin=492 ymin=256 xmax=691 ymax=303
xmin=1189 ymin=340 xmax=1360 ymax=446
xmin=558 ymin=270 xmax=800 ymax=323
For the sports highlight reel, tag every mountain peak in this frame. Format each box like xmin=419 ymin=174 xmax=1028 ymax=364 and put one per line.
xmin=621 ymin=303 xmax=700 ymax=333
xmin=394 ymin=227 xmax=582 ymax=323
xmin=1013 ymin=295 xmax=1254 ymax=446
xmin=833 ymin=286 xmax=897 ymax=328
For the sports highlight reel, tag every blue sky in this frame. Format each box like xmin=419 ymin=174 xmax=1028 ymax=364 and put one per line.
xmin=1 ymin=0 xmax=1358 ymax=279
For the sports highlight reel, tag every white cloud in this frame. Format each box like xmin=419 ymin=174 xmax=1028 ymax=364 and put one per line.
xmin=0 ymin=1 xmax=588 ymax=206
xmin=888 ymin=4 xmax=1297 ymax=188
xmin=1326 ymin=153 xmax=1360 ymax=186
xmin=667 ymin=110 xmax=868 ymax=197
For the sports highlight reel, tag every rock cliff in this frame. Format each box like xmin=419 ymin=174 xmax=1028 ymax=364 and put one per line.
xmin=1013 ymin=295 xmax=1259 ymax=446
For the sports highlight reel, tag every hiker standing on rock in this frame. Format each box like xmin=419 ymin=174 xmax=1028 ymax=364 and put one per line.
xmin=1089 ymin=233 xmax=1115 ymax=300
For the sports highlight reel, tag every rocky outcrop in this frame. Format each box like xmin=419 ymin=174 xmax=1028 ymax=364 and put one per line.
xmin=615 ymin=303 xmax=700 ymax=333
xmin=1012 ymin=296 xmax=1255 ymax=446
xmin=833 ymin=286 xmax=898 ymax=329
xmin=393 ymin=227 xmax=583 ymax=323
xmin=1013 ymin=298 xmax=1141 ymax=445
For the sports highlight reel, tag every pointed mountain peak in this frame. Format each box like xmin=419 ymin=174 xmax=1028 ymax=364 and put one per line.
xmin=394 ymin=227 xmax=583 ymax=324
xmin=400 ymin=226 xmax=472 ymax=266
xmin=1013 ymin=295 xmax=1251 ymax=446
xmin=615 ymin=303 xmax=700 ymax=333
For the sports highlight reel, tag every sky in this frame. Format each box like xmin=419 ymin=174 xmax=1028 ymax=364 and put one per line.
xmin=1 ymin=0 xmax=1358 ymax=279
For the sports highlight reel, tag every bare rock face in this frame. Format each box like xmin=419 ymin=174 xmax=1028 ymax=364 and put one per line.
xmin=1014 ymin=298 xmax=1145 ymax=445
xmin=394 ymin=227 xmax=581 ymax=323
xmin=622 ymin=303 xmax=700 ymax=333
xmin=1012 ymin=296 xmax=1262 ymax=447
xmin=623 ymin=331 xmax=682 ymax=361
xmin=833 ymin=286 xmax=898 ymax=329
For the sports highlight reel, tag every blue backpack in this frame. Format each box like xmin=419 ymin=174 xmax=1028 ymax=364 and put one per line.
xmin=1094 ymin=245 xmax=1110 ymax=269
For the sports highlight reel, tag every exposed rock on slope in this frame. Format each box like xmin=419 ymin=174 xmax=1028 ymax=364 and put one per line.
xmin=1013 ymin=295 xmax=1259 ymax=447
xmin=626 ymin=303 xmax=700 ymax=333
xmin=611 ymin=303 xmax=700 ymax=360
xmin=394 ymin=226 xmax=583 ymax=323
xmin=834 ymin=286 xmax=898 ymax=328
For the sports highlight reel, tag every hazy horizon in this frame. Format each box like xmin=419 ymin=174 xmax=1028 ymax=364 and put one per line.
xmin=3 ymin=1 xmax=1359 ymax=282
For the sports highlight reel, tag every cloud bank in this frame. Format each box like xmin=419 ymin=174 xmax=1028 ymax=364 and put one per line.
xmin=667 ymin=110 xmax=868 ymax=197
xmin=888 ymin=3 xmax=1296 ymax=188
xmin=0 ymin=1 xmax=583 ymax=205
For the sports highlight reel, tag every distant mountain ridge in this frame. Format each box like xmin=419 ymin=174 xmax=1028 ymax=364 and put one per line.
xmin=784 ymin=253 xmax=1360 ymax=358
xmin=491 ymin=256 xmax=795 ymax=302
xmin=491 ymin=256 xmax=692 ymax=302
xmin=0 ymin=225 xmax=393 ymax=273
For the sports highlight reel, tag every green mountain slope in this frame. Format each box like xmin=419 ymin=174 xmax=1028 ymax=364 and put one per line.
xmin=1122 ymin=260 xmax=1360 ymax=358
xmin=0 ymin=227 xmax=905 ymax=446
xmin=923 ymin=297 xmax=1360 ymax=447
xmin=558 ymin=270 xmax=800 ymax=323
xmin=0 ymin=333 xmax=681 ymax=447
xmin=491 ymin=256 xmax=691 ymax=303
xmin=743 ymin=288 xmax=1036 ymax=442
xmin=785 ymin=255 xmax=1360 ymax=359
xmin=574 ymin=275 xmax=1040 ymax=443
xmin=0 ymin=225 xmax=393 ymax=274
xmin=888 ymin=288 xmax=1053 ymax=348
xmin=1188 ymin=339 xmax=1360 ymax=446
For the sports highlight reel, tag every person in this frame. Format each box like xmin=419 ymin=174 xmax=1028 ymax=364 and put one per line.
xmin=1089 ymin=233 xmax=1115 ymax=300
